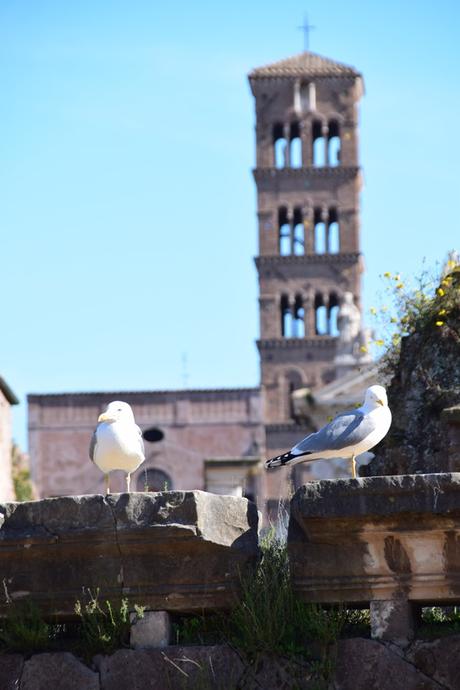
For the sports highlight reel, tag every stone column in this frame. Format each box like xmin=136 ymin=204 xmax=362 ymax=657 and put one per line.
xmin=287 ymin=209 xmax=294 ymax=255
xmin=304 ymin=293 xmax=315 ymax=337
xmin=303 ymin=207 xmax=314 ymax=254
xmin=370 ymin=599 xmax=416 ymax=647
xmin=322 ymin=124 xmax=329 ymax=166
xmin=283 ymin=123 xmax=291 ymax=167
xmin=293 ymin=78 xmax=301 ymax=114
xmin=301 ymin=119 xmax=312 ymax=166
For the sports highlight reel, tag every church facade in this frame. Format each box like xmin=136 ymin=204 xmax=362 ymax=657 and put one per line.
xmin=28 ymin=50 xmax=373 ymax=510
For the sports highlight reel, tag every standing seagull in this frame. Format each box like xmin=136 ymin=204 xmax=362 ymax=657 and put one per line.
xmin=265 ymin=385 xmax=391 ymax=478
xmin=89 ymin=401 xmax=145 ymax=494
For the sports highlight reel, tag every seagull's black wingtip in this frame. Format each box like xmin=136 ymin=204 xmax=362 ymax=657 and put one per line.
xmin=265 ymin=451 xmax=296 ymax=469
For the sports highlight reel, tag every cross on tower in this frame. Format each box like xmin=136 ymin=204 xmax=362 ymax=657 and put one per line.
xmin=297 ymin=14 xmax=315 ymax=52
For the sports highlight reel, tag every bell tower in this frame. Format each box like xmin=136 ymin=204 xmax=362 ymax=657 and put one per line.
xmin=249 ymin=51 xmax=364 ymax=461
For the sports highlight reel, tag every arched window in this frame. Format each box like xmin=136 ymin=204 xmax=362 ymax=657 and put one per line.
xmin=137 ymin=468 xmax=173 ymax=492
xmin=290 ymin=121 xmax=302 ymax=168
xmin=328 ymin=208 xmax=340 ymax=253
xmin=280 ymin=294 xmax=292 ymax=337
xmin=286 ymin=369 xmax=303 ymax=419
xmin=329 ymin=292 xmax=340 ymax=336
xmin=312 ymin=120 xmax=325 ymax=167
xmin=314 ymin=208 xmax=326 ymax=254
xmin=315 ymin=293 xmax=328 ymax=335
xmin=278 ymin=206 xmax=290 ymax=255
xmin=328 ymin=120 xmax=341 ymax=167
xmin=293 ymin=207 xmax=304 ymax=255
xmin=273 ymin=122 xmax=287 ymax=168
xmin=293 ymin=294 xmax=305 ymax=337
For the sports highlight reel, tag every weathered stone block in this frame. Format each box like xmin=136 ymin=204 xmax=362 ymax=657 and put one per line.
xmin=21 ymin=652 xmax=99 ymax=690
xmin=129 ymin=610 xmax=171 ymax=649
xmin=96 ymin=645 xmax=244 ymax=690
xmin=0 ymin=654 xmax=24 ymax=690
xmin=289 ymin=473 xmax=460 ymax=604
xmin=334 ymin=638 xmax=441 ymax=690
xmin=0 ymin=491 xmax=258 ymax=617
xmin=370 ymin=599 xmax=416 ymax=645
xmin=406 ymin=634 xmax=460 ymax=689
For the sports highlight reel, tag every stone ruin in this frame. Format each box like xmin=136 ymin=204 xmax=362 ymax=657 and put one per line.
xmin=2 ymin=284 xmax=460 ymax=686
xmin=366 ymin=264 xmax=460 ymax=477
xmin=0 ymin=478 xmax=459 ymax=688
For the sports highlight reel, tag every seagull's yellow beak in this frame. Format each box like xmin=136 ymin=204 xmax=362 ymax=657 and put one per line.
xmin=98 ymin=412 xmax=114 ymax=423
xmin=376 ymin=399 xmax=384 ymax=406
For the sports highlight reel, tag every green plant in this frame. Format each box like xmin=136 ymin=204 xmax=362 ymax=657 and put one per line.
xmin=367 ymin=256 xmax=460 ymax=375
xmin=224 ymin=530 xmax=344 ymax=659
xmin=11 ymin=443 xmax=34 ymax=502
xmin=419 ymin=606 xmax=460 ymax=639
xmin=173 ymin=613 xmax=223 ymax=646
xmin=0 ymin=599 xmax=51 ymax=653
xmin=74 ymin=589 xmax=144 ymax=658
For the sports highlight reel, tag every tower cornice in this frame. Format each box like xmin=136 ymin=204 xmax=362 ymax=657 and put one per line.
xmin=257 ymin=337 xmax=337 ymax=350
xmin=255 ymin=253 xmax=360 ymax=269
xmin=253 ymin=166 xmax=360 ymax=183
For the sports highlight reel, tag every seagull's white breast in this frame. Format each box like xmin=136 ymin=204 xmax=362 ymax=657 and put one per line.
xmin=94 ymin=421 xmax=144 ymax=474
xmin=351 ymin=406 xmax=392 ymax=456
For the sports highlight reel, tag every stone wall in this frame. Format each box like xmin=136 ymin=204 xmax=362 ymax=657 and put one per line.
xmin=1 ymin=637 xmax=459 ymax=690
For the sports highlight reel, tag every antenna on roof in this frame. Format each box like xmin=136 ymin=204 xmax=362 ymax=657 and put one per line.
xmin=297 ymin=13 xmax=315 ymax=52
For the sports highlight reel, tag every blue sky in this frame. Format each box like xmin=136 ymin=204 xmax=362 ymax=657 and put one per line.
xmin=1 ymin=0 xmax=459 ymax=448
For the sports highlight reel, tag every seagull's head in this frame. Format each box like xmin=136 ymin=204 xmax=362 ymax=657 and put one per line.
xmin=363 ymin=385 xmax=388 ymax=410
xmin=98 ymin=401 xmax=135 ymax=424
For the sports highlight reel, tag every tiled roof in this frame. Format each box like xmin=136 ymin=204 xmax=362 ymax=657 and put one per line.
xmin=249 ymin=51 xmax=360 ymax=79
xmin=0 ymin=376 xmax=18 ymax=405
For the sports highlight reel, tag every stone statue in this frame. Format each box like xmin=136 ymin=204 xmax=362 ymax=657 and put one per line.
xmin=335 ymin=292 xmax=372 ymax=377
xmin=337 ymin=292 xmax=361 ymax=345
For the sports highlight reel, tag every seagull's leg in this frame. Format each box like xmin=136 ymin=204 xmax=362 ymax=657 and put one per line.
xmin=105 ymin=473 xmax=110 ymax=495
xmin=126 ymin=473 xmax=131 ymax=493
xmin=351 ymin=454 xmax=356 ymax=479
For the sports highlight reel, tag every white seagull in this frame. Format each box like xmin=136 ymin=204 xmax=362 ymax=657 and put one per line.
xmin=265 ymin=385 xmax=391 ymax=478
xmin=89 ymin=400 xmax=145 ymax=494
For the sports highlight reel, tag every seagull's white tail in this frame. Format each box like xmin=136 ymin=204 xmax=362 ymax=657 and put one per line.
xmin=265 ymin=451 xmax=297 ymax=469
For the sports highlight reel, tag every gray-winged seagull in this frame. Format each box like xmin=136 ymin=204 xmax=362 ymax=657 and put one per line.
xmin=265 ymin=385 xmax=391 ymax=478
xmin=89 ymin=400 xmax=145 ymax=494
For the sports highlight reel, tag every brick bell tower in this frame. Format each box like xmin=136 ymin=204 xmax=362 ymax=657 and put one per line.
xmin=248 ymin=52 xmax=364 ymax=468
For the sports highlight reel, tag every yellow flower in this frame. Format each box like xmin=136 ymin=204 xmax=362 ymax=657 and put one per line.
xmin=383 ymin=272 xmax=392 ymax=278
xmin=390 ymin=317 xmax=398 ymax=323
xmin=435 ymin=321 xmax=444 ymax=327
xmin=442 ymin=278 xmax=451 ymax=286
xmin=374 ymin=339 xmax=385 ymax=347
xmin=396 ymin=283 xmax=404 ymax=289
xmin=394 ymin=274 xmax=401 ymax=281
xmin=360 ymin=346 xmax=368 ymax=353
xmin=370 ymin=307 xmax=377 ymax=315
xmin=438 ymin=309 xmax=447 ymax=315
xmin=447 ymin=259 xmax=457 ymax=269
xmin=438 ymin=288 xmax=445 ymax=297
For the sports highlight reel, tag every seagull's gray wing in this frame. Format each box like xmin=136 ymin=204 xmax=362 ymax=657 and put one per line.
xmin=293 ymin=410 xmax=377 ymax=455
xmin=89 ymin=428 xmax=98 ymax=463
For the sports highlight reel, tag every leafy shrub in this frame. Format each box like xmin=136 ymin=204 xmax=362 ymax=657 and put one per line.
xmin=74 ymin=589 xmax=144 ymax=658
xmin=0 ymin=599 xmax=51 ymax=653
